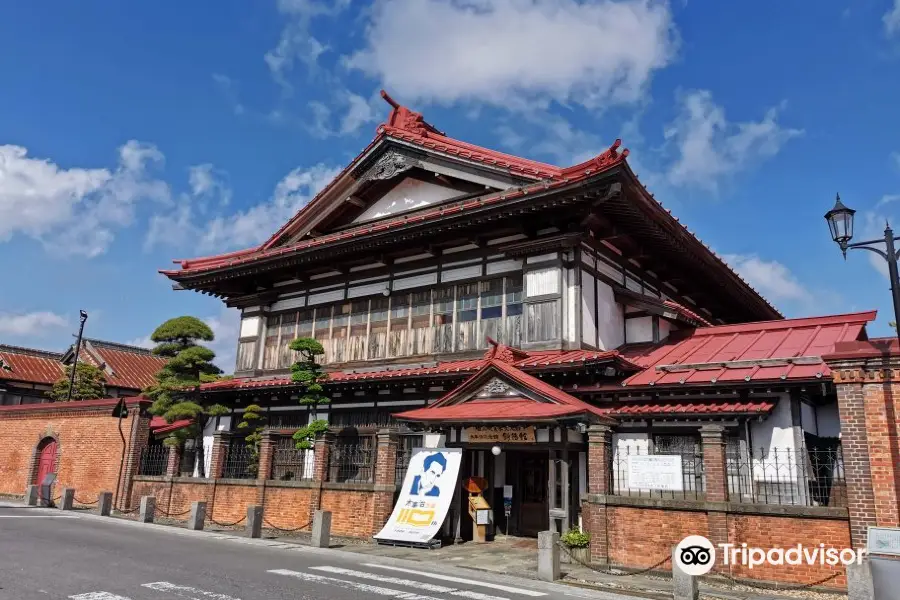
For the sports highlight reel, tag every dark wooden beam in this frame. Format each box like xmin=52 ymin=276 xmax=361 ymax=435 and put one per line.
xmin=346 ymin=195 xmax=366 ymax=208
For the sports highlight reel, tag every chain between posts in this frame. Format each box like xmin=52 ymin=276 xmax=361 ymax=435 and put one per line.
xmin=74 ymin=496 xmax=99 ymax=506
xmin=207 ymin=515 xmax=247 ymax=528
xmin=556 ymin=542 xmax=671 ymax=577
xmin=263 ymin=518 xmax=312 ymax=533
xmin=154 ymin=506 xmax=192 ymax=518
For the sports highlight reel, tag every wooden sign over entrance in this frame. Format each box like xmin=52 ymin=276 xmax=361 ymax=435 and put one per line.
xmin=465 ymin=426 xmax=536 ymax=444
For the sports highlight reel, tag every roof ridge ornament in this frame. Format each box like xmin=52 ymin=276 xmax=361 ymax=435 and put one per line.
xmin=484 ymin=337 xmax=529 ymax=364
xmin=379 ymin=90 xmax=444 ymax=137
xmin=559 ymin=138 xmax=629 ymax=179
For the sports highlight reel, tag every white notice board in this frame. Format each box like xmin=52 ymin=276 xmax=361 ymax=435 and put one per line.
xmin=626 ymin=454 xmax=683 ymax=491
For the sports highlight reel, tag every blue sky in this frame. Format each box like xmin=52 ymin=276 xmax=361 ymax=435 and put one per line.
xmin=2 ymin=0 xmax=900 ymax=370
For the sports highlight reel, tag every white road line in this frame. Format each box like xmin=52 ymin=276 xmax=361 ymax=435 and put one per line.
xmin=69 ymin=593 xmax=131 ymax=600
xmin=269 ymin=568 xmax=444 ymax=600
xmin=363 ymin=564 xmax=547 ymax=597
xmin=311 ymin=566 xmax=510 ymax=600
xmin=142 ymin=581 xmax=241 ymax=600
xmin=0 ymin=515 xmax=80 ymax=518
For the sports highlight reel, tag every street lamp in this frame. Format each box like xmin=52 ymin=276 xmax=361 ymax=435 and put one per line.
xmin=825 ymin=194 xmax=900 ymax=344
xmin=66 ymin=310 xmax=89 ymax=402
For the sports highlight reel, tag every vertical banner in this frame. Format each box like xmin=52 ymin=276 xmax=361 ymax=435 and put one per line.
xmin=374 ymin=448 xmax=462 ymax=545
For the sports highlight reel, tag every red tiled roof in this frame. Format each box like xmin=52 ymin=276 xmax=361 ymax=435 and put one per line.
xmin=0 ymin=345 xmax=64 ymax=385
xmin=663 ymin=300 xmax=713 ymax=327
xmin=602 ymin=399 xmax=775 ymax=417
xmin=84 ymin=341 xmax=165 ymax=391
xmin=198 ymin=348 xmax=636 ymax=392
xmin=0 ymin=396 xmax=148 ymax=413
xmin=395 ymin=342 xmax=616 ymax=423
xmin=621 ymin=311 xmax=877 ymax=388
xmin=822 ymin=337 xmax=900 ymax=361
xmin=149 ymin=416 xmax=192 ymax=435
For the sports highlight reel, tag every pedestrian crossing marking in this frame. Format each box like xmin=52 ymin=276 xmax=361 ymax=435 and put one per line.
xmin=311 ymin=566 xmax=510 ymax=600
xmin=363 ymin=563 xmax=548 ymax=596
xmin=69 ymin=593 xmax=131 ymax=600
xmin=143 ymin=581 xmax=242 ymax=599
xmin=269 ymin=568 xmax=446 ymax=600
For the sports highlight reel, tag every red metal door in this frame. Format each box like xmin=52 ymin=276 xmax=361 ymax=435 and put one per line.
xmin=34 ymin=440 xmax=57 ymax=485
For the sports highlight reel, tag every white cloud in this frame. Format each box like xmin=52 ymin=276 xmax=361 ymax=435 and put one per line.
xmin=885 ymin=0 xmax=900 ymax=35
xmin=665 ymin=90 xmax=803 ymax=191
xmin=0 ymin=141 xmax=170 ymax=257
xmin=188 ymin=163 xmax=231 ymax=205
xmin=0 ymin=311 xmax=68 ymax=337
xmin=145 ymin=163 xmax=341 ymax=254
xmin=345 ymin=0 xmax=676 ymax=110
xmin=265 ymin=0 xmax=352 ymax=92
xmin=125 ymin=334 xmax=155 ymax=349
xmin=721 ymin=253 xmax=810 ymax=303
xmin=212 ymin=73 xmax=245 ymax=115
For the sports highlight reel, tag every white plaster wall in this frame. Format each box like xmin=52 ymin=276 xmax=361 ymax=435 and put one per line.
xmin=749 ymin=394 xmax=799 ymax=483
xmin=625 ymin=315 xmax=654 ymax=344
xmin=565 ymin=268 xmax=577 ymax=344
xmin=424 ymin=433 xmax=447 ymax=448
xmin=240 ymin=316 xmax=260 ymax=338
xmin=659 ymin=318 xmax=673 ymax=341
xmin=352 ymin=178 xmax=461 ymax=222
xmin=816 ymin=403 xmax=841 ymax=438
xmin=596 ymin=281 xmax=624 ymax=350
xmin=194 ymin=416 xmax=232 ymax=478
xmin=581 ymin=271 xmax=597 ymax=345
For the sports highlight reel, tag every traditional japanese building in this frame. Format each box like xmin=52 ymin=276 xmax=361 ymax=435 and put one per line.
xmin=161 ymin=92 xmax=870 ymax=545
xmin=0 ymin=339 xmax=166 ymax=405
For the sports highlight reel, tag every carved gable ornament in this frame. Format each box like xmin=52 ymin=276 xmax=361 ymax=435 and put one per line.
xmin=475 ymin=377 xmax=517 ymax=398
xmin=363 ymin=151 xmax=419 ymax=182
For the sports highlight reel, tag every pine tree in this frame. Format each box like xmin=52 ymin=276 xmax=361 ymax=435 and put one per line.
xmin=144 ymin=316 xmax=227 ymax=477
xmin=48 ymin=362 xmax=107 ymax=401
xmin=290 ymin=338 xmax=330 ymax=449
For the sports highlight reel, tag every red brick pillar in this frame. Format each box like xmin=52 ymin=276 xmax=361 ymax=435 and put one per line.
xmin=119 ymin=406 xmax=151 ymax=510
xmin=208 ymin=432 xmax=227 ymax=479
xmin=586 ymin=424 xmax=612 ymax=565
xmin=829 ymin=367 xmax=883 ymax=549
xmin=308 ymin=431 xmax=334 ymax=525
xmin=257 ymin=431 xmax=276 ymax=482
xmin=166 ymin=445 xmax=181 ymax=477
xmin=700 ymin=424 xmax=728 ymax=563
xmin=373 ymin=429 xmax=399 ymax=534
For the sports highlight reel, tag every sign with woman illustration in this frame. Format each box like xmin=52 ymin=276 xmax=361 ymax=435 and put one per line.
xmin=375 ymin=448 xmax=462 ymax=545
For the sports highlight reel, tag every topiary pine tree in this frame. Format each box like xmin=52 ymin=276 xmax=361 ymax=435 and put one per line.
xmin=144 ymin=316 xmax=227 ymax=477
xmin=48 ymin=362 xmax=107 ymax=401
xmin=237 ymin=403 xmax=265 ymax=475
xmin=290 ymin=338 xmax=331 ymax=450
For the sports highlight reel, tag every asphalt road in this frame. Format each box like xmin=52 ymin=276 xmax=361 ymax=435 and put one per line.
xmin=0 ymin=504 xmax=631 ymax=600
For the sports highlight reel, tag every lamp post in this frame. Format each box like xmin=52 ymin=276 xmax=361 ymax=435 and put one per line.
xmin=824 ymin=194 xmax=900 ymax=345
xmin=66 ymin=310 xmax=89 ymax=402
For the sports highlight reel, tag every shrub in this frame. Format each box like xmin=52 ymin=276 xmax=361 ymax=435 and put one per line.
xmin=561 ymin=527 xmax=591 ymax=548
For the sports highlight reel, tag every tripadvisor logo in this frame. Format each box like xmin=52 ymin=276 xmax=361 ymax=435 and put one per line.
xmin=675 ymin=535 xmax=716 ymax=576
xmin=675 ymin=535 xmax=867 ymax=575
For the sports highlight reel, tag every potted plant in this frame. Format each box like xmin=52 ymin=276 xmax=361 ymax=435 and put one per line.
xmin=560 ymin=527 xmax=591 ymax=565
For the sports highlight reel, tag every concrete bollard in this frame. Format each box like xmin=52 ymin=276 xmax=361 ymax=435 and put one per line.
xmin=246 ymin=505 xmax=263 ymax=538
xmin=537 ymin=531 xmax=560 ymax=582
xmin=139 ymin=496 xmax=155 ymax=524
xmin=847 ymin=557 xmax=875 ymax=600
xmin=188 ymin=501 xmax=206 ymax=531
xmin=25 ymin=485 xmax=38 ymax=506
xmin=98 ymin=491 xmax=113 ymax=516
xmin=311 ymin=510 xmax=332 ymax=548
xmin=672 ymin=547 xmax=699 ymax=600
xmin=60 ymin=488 xmax=75 ymax=510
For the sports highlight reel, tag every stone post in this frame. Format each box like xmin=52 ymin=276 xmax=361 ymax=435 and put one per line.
xmin=246 ymin=505 xmax=263 ymax=538
xmin=98 ymin=491 xmax=113 ymax=516
xmin=60 ymin=487 xmax=75 ymax=511
xmin=139 ymin=495 xmax=155 ymax=524
xmin=700 ymin=424 xmax=728 ymax=560
xmin=165 ymin=445 xmax=181 ymax=477
xmin=537 ymin=531 xmax=560 ymax=581
xmin=672 ymin=546 xmax=699 ymax=600
xmin=208 ymin=432 xmax=227 ymax=480
xmin=311 ymin=509 xmax=332 ymax=548
xmin=846 ymin=556 xmax=875 ymax=600
xmin=257 ymin=430 xmax=276 ymax=482
xmin=188 ymin=501 xmax=206 ymax=531
xmin=585 ymin=424 xmax=612 ymax=565
xmin=373 ymin=429 xmax=399 ymax=533
xmin=25 ymin=485 xmax=38 ymax=506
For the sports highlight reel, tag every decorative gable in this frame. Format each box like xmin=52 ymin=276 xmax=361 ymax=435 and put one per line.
xmin=474 ymin=377 xmax=520 ymax=399
xmin=351 ymin=177 xmax=466 ymax=224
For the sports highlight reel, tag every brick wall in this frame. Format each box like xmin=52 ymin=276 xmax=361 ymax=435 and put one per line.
xmin=586 ymin=496 xmax=851 ymax=589
xmin=0 ymin=399 xmax=149 ymax=503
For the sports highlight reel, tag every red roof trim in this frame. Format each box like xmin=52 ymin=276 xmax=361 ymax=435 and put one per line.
xmin=0 ymin=397 xmax=148 ymax=413
xmin=604 ymin=399 xmax=775 ymax=416
xmin=822 ymin=337 xmax=900 ymax=361
xmin=691 ymin=311 xmax=876 ymax=337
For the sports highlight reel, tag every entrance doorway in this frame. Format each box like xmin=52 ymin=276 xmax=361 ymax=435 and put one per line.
xmin=495 ymin=450 xmax=549 ymax=537
xmin=34 ymin=438 xmax=57 ymax=485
